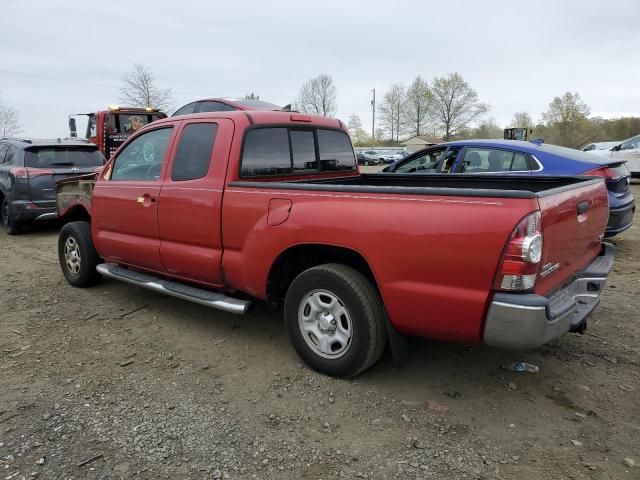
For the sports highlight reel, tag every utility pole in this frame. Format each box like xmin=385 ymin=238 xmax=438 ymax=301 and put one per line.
xmin=371 ymin=88 xmax=376 ymax=145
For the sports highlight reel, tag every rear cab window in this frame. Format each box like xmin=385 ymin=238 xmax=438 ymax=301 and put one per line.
xmin=240 ymin=127 xmax=356 ymax=177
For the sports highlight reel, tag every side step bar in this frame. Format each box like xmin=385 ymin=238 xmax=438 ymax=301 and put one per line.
xmin=96 ymin=264 xmax=251 ymax=315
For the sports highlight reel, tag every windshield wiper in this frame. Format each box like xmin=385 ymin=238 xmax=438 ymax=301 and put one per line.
xmin=50 ymin=162 xmax=75 ymax=166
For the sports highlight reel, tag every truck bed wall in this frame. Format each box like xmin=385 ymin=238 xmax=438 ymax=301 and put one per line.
xmin=221 ymin=184 xmax=541 ymax=344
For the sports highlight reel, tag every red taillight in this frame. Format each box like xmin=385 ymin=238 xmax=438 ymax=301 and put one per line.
xmin=584 ymin=166 xmax=613 ymax=178
xmin=10 ymin=167 xmax=29 ymax=179
xmin=12 ymin=167 xmax=55 ymax=179
xmin=493 ymin=211 xmax=543 ymax=291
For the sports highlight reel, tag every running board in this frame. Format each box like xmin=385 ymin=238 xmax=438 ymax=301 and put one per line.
xmin=96 ymin=264 xmax=251 ymax=315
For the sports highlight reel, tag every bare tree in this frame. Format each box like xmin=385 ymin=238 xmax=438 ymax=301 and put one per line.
xmin=379 ymin=83 xmax=406 ymax=142
xmin=119 ymin=63 xmax=173 ymax=111
xmin=510 ymin=111 xmax=533 ymax=128
xmin=402 ymin=76 xmax=430 ymax=137
xmin=0 ymin=100 xmax=21 ymax=138
xmin=429 ymin=72 xmax=488 ymax=141
xmin=347 ymin=114 xmax=370 ymax=146
xmin=295 ymin=74 xmax=337 ymax=117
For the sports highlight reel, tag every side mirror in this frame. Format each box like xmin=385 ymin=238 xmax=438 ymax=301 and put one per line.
xmin=382 ymin=166 xmax=390 ymax=172
xmin=612 ymin=145 xmax=621 ymax=151
xmin=68 ymin=118 xmax=77 ymax=138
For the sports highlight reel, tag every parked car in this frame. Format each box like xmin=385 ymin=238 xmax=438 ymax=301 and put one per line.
xmin=383 ymin=151 xmax=405 ymax=163
xmin=172 ymin=98 xmax=282 ymax=117
xmin=382 ymin=139 xmax=635 ymax=237
xmin=360 ymin=150 xmax=383 ymax=165
xmin=611 ymin=134 xmax=640 ymax=177
xmin=56 ymin=111 xmax=613 ymax=377
xmin=582 ymin=141 xmax=620 ymax=157
xmin=0 ymin=137 xmax=105 ymax=234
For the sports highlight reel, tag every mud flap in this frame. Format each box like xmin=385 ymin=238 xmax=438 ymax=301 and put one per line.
xmin=384 ymin=311 xmax=412 ymax=365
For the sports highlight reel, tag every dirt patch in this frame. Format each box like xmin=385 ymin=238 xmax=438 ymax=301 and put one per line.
xmin=1 ymin=186 xmax=639 ymax=479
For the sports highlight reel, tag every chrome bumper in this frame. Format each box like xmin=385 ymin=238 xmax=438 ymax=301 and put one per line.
xmin=483 ymin=243 xmax=615 ymax=350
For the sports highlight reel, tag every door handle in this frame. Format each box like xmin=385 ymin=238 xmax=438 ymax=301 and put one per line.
xmin=576 ymin=201 xmax=589 ymax=215
xmin=137 ymin=194 xmax=156 ymax=207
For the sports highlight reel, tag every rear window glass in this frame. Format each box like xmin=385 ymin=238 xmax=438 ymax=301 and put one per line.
xmin=241 ymin=127 xmax=355 ymax=176
xmin=233 ymin=99 xmax=281 ymax=110
xmin=291 ymin=130 xmax=317 ymax=172
xmin=241 ymin=128 xmax=292 ymax=176
xmin=539 ymin=144 xmax=612 ymax=164
xmin=317 ymin=130 xmax=356 ymax=171
xmin=24 ymin=147 xmax=104 ymax=168
xmin=198 ymin=101 xmax=226 ymax=113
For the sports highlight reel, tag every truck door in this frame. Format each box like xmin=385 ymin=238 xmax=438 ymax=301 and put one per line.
xmin=157 ymin=119 xmax=233 ymax=286
xmin=91 ymin=126 xmax=175 ymax=272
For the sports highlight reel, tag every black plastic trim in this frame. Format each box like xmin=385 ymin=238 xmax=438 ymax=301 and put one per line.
xmin=228 ymin=180 xmax=537 ymax=198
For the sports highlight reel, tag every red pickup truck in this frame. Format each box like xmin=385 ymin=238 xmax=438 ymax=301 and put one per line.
xmin=56 ymin=110 xmax=614 ymax=377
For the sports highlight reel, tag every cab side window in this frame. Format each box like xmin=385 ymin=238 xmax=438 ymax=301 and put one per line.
xmin=3 ymin=146 xmax=17 ymax=165
xmin=198 ymin=101 xmax=227 ymax=113
xmin=621 ymin=139 xmax=640 ymax=150
xmin=461 ymin=148 xmax=530 ymax=172
xmin=171 ymin=123 xmax=217 ymax=181
xmin=111 ymin=128 xmax=173 ymax=181
xmin=0 ymin=144 xmax=8 ymax=164
xmin=395 ymin=148 xmax=445 ymax=173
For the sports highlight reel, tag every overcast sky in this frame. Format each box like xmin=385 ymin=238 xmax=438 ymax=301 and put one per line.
xmin=1 ymin=0 xmax=639 ymax=138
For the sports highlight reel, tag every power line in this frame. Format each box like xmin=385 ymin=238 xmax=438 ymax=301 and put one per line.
xmin=0 ymin=69 xmax=240 ymax=98
xmin=0 ymin=69 xmax=118 ymax=89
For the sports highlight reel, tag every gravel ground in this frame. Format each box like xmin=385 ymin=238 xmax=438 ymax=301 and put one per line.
xmin=1 ymin=183 xmax=639 ymax=480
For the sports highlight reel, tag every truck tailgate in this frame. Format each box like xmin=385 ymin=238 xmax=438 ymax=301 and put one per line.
xmin=535 ymin=178 xmax=609 ymax=295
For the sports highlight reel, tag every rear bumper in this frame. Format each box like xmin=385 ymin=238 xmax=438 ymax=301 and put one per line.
xmin=483 ymin=243 xmax=615 ymax=350
xmin=605 ymin=198 xmax=635 ymax=237
xmin=10 ymin=200 xmax=58 ymax=222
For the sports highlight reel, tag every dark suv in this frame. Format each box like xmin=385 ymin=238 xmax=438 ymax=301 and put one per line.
xmin=0 ymin=138 xmax=105 ymax=234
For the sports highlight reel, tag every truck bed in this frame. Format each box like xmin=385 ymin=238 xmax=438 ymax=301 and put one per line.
xmin=230 ymin=173 xmax=601 ymax=198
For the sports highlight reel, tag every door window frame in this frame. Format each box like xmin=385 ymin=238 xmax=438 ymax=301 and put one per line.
xmin=106 ymin=126 xmax=176 ymax=183
xmin=453 ymin=146 xmax=538 ymax=173
xmin=169 ymin=121 xmax=219 ymax=182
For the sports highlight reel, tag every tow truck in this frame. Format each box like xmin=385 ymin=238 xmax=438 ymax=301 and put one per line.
xmin=68 ymin=106 xmax=167 ymax=160
xmin=503 ymin=127 xmax=531 ymax=141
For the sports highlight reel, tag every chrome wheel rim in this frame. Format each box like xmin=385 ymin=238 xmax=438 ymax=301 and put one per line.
xmin=298 ymin=289 xmax=353 ymax=359
xmin=64 ymin=236 xmax=81 ymax=276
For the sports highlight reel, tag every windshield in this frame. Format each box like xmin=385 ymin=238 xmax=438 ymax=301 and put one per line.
xmin=25 ymin=147 xmax=104 ymax=168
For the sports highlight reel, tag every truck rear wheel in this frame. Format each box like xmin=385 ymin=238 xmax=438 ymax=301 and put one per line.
xmin=284 ymin=264 xmax=387 ymax=377
xmin=58 ymin=221 xmax=101 ymax=287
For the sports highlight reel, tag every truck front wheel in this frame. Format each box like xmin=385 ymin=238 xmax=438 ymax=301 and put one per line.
xmin=58 ymin=221 xmax=101 ymax=287
xmin=284 ymin=264 xmax=387 ymax=377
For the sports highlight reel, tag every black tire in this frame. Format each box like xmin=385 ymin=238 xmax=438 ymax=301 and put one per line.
xmin=284 ymin=264 xmax=387 ymax=377
xmin=2 ymin=198 xmax=20 ymax=235
xmin=58 ymin=221 xmax=102 ymax=287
